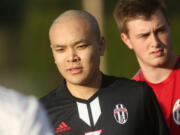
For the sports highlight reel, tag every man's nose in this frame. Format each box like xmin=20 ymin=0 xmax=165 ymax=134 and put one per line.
xmin=66 ymin=48 xmax=79 ymax=62
xmin=150 ymin=33 xmax=160 ymax=48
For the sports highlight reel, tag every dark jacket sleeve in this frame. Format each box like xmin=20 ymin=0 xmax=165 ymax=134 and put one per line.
xmin=141 ymin=82 xmax=170 ymax=135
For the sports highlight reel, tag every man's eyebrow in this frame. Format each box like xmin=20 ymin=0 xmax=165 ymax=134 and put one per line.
xmin=50 ymin=39 xmax=89 ymax=48
xmin=156 ymin=23 xmax=166 ymax=28
xmin=51 ymin=44 xmax=64 ymax=48
xmin=156 ymin=24 xmax=166 ymax=31
xmin=136 ymin=32 xmax=149 ymax=38
xmin=73 ymin=39 xmax=89 ymax=46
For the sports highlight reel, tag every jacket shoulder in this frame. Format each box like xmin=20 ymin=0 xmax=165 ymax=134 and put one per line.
xmin=39 ymin=86 xmax=60 ymax=106
xmin=104 ymin=74 xmax=153 ymax=97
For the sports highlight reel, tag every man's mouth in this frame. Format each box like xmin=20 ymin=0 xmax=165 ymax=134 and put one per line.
xmin=151 ymin=49 xmax=163 ymax=57
xmin=68 ymin=67 xmax=83 ymax=74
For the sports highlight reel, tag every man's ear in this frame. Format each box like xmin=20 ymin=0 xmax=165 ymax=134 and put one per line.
xmin=99 ymin=37 xmax=106 ymax=56
xmin=121 ymin=33 xmax=133 ymax=50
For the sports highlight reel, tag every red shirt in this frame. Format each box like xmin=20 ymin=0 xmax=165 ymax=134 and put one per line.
xmin=133 ymin=57 xmax=180 ymax=135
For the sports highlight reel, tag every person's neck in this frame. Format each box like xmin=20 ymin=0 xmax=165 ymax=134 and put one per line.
xmin=66 ymin=72 xmax=102 ymax=100
xmin=140 ymin=55 xmax=178 ymax=84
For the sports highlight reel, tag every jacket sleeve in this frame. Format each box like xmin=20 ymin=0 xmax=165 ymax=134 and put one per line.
xmin=141 ymin=82 xmax=170 ymax=135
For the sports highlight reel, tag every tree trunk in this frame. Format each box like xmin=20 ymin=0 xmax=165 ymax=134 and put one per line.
xmin=82 ymin=0 xmax=107 ymax=73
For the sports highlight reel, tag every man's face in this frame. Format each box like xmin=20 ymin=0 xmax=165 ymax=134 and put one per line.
xmin=121 ymin=10 xmax=172 ymax=68
xmin=49 ymin=19 xmax=104 ymax=86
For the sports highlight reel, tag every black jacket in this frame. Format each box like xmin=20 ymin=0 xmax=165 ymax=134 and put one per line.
xmin=40 ymin=74 xmax=169 ymax=135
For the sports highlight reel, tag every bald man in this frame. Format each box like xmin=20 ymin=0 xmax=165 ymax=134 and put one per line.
xmin=40 ymin=10 xmax=169 ymax=135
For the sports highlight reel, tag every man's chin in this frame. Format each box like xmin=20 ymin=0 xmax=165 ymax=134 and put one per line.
xmin=151 ymin=60 xmax=167 ymax=67
xmin=66 ymin=78 xmax=88 ymax=86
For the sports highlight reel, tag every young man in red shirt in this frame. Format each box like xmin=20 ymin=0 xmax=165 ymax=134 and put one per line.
xmin=114 ymin=0 xmax=180 ymax=134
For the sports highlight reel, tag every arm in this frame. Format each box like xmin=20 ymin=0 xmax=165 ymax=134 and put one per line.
xmin=21 ymin=96 xmax=54 ymax=135
xmin=0 ymin=86 xmax=54 ymax=135
xmin=141 ymin=83 xmax=169 ymax=135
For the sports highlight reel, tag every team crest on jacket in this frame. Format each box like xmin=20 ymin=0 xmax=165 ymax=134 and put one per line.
xmin=173 ymin=99 xmax=180 ymax=125
xmin=113 ymin=104 xmax=128 ymax=124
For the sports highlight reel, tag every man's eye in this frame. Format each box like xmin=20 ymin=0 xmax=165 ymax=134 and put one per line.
xmin=55 ymin=48 xmax=64 ymax=52
xmin=77 ymin=44 xmax=88 ymax=49
xmin=139 ymin=34 xmax=149 ymax=38
xmin=158 ymin=28 xmax=166 ymax=33
xmin=155 ymin=26 xmax=168 ymax=34
xmin=142 ymin=33 xmax=149 ymax=37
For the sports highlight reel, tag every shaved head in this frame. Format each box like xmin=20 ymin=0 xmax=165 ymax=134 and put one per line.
xmin=49 ymin=10 xmax=101 ymax=41
xmin=48 ymin=10 xmax=105 ymax=89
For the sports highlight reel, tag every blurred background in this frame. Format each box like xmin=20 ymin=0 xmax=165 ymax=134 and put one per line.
xmin=0 ymin=0 xmax=179 ymax=97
